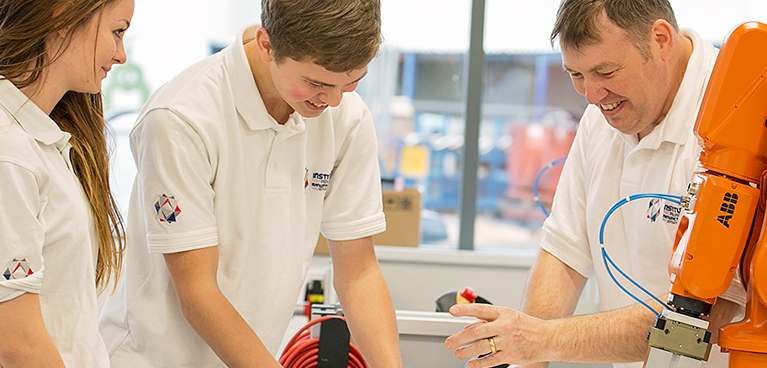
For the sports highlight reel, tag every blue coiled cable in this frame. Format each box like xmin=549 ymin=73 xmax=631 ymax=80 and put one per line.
xmin=533 ymin=156 xmax=567 ymax=217
xmin=599 ymin=193 xmax=682 ymax=317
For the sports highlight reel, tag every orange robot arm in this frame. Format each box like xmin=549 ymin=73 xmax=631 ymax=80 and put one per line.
xmin=648 ymin=22 xmax=767 ymax=367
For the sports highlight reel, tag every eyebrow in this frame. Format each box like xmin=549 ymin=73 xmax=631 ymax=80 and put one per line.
xmin=305 ymin=70 xmax=368 ymax=87
xmin=563 ymin=62 xmax=614 ymax=74
xmin=121 ymin=19 xmax=131 ymax=29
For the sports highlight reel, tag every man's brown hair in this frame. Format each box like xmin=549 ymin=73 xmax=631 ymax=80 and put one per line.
xmin=551 ymin=0 xmax=679 ymax=58
xmin=261 ymin=0 xmax=382 ymax=72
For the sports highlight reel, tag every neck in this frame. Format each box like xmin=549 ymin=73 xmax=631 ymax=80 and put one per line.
xmin=244 ymin=41 xmax=292 ymax=124
xmin=667 ymin=32 xmax=694 ymax=103
xmin=637 ymin=32 xmax=694 ymax=141
xmin=17 ymin=75 xmax=66 ymax=115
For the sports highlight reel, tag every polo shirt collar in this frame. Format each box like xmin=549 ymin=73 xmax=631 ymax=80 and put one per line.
xmin=0 ymin=78 xmax=70 ymax=151
xmin=635 ymin=29 xmax=712 ymax=149
xmin=227 ymin=25 xmax=306 ymax=134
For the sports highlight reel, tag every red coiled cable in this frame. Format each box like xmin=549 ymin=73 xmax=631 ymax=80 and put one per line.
xmin=279 ymin=316 xmax=369 ymax=368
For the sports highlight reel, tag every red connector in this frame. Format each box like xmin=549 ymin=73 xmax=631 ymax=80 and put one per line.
xmin=460 ymin=287 xmax=478 ymax=303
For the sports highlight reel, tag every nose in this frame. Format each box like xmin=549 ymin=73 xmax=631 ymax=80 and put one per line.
xmin=323 ymin=88 xmax=344 ymax=108
xmin=579 ymin=78 xmax=608 ymax=105
xmin=114 ymin=40 xmax=127 ymax=65
xmin=321 ymin=82 xmax=359 ymax=108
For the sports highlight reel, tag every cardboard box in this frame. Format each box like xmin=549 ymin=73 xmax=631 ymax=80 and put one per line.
xmin=315 ymin=189 xmax=421 ymax=254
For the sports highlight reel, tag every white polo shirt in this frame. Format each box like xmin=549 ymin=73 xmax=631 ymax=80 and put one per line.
xmin=541 ymin=30 xmax=744 ymax=368
xmin=99 ymin=25 xmax=386 ymax=367
xmin=0 ymin=79 xmax=109 ymax=367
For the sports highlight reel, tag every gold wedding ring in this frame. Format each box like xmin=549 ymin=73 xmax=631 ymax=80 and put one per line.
xmin=488 ymin=337 xmax=497 ymax=354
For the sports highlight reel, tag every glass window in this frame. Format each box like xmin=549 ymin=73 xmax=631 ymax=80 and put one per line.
xmin=104 ymin=0 xmax=767 ymax=251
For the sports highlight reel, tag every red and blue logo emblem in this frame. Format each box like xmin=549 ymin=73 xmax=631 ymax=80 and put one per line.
xmin=647 ymin=198 xmax=661 ymax=222
xmin=3 ymin=258 xmax=33 ymax=280
xmin=155 ymin=194 xmax=181 ymax=223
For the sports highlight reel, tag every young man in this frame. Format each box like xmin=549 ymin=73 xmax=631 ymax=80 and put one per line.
xmin=445 ymin=1 xmax=745 ymax=367
xmin=99 ymin=1 xmax=403 ymax=367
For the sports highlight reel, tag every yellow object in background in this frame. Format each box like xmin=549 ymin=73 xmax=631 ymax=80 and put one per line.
xmin=399 ymin=145 xmax=430 ymax=178
xmin=307 ymin=294 xmax=324 ymax=304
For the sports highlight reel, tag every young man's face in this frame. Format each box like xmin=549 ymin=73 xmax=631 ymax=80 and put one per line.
xmin=561 ymin=15 xmax=675 ymax=139
xmin=270 ymin=57 xmax=368 ymax=118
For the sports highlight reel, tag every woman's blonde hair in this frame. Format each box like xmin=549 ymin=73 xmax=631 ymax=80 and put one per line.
xmin=0 ymin=0 xmax=125 ymax=292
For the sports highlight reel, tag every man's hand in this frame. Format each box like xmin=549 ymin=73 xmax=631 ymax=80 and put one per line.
xmin=444 ymin=304 xmax=554 ymax=368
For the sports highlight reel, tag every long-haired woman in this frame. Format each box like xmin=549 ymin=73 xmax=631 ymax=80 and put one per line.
xmin=0 ymin=0 xmax=133 ymax=366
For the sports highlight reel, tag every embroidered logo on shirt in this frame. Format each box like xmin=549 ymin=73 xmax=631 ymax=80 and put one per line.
xmin=304 ymin=168 xmax=309 ymax=188
xmin=155 ymin=194 xmax=182 ymax=223
xmin=662 ymin=203 xmax=682 ymax=225
xmin=3 ymin=258 xmax=33 ymax=280
xmin=309 ymin=172 xmax=330 ymax=191
xmin=646 ymin=199 xmax=661 ymax=222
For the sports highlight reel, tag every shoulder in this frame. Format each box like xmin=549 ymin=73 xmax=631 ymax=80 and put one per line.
xmin=0 ymin=113 xmax=42 ymax=171
xmin=140 ymin=52 xmax=231 ymax=123
xmin=133 ymin=53 xmax=234 ymax=137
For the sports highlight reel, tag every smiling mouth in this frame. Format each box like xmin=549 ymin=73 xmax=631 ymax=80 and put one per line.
xmin=600 ymin=101 xmax=622 ymax=111
xmin=308 ymin=101 xmax=327 ymax=108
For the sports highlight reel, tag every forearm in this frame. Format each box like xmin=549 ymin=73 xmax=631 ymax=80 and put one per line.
xmin=165 ymin=248 xmax=280 ymax=368
xmin=555 ymin=292 xmax=743 ymax=362
xmin=521 ymin=249 xmax=586 ymax=319
xmin=334 ymin=265 xmax=402 ymax=368
xmin=177 ymin=290 xmax=280 ymax=368
xmin=521 ymin=250 xmax=656 ymax=364
xmin=329 ymin=237 xmax=402 ymax=368
xmin=709 ymin=297 xmax=742 ymax=344
xmin=0 ymin=293 xmax=65 ymax=368
xmin=511 ymin=250 xmax=586 ymax=368
xmin=544 ymin=303 xmax=658 ymax=363
xmin=554 ymin=294 xmax=742 ymax=363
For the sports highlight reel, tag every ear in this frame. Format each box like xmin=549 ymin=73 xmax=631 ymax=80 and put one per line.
xmin=45 ymin=27 xmax=68 ymax=56
xmin=650 ymin=19 xmax=675 ymax=61
xmin=254 ymin=27 xmax=275 ymax=63
xmin=52 ymin=4 xmax=70 ymax=39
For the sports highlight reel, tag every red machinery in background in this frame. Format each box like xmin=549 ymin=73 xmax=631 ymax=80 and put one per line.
xmin=645 ymin=22 xmax=767 ymax=367
xmin=504 ymin=122 xmax=575 ymax=223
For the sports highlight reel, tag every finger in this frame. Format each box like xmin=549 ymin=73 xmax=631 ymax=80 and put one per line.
xmin=464 ymin=319 xmax=488 ymax=330
xmin=444 ymin=321 xmax=495 ymax=351
xmin=449 ymin=303 xmax=503 ymax=321
xmin=453 ymin=336 xmax=498 ymax=361
xmin=465 ymin=351 xmax=508 ymax=368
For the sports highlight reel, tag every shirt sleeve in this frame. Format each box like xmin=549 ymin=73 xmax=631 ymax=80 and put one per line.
xmin=0 ymin=161 xmax=45 ymax=301
xmin=540 ymin=110 xmax=595 ymax=278
xmin=320 ymin=96 xmax=386 ymax=241
xmin=130 ymin=108 xmax=219 ymax=254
